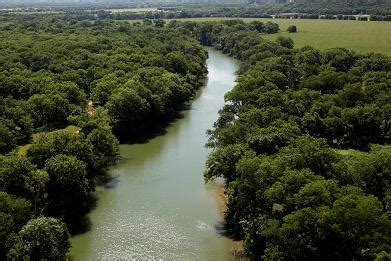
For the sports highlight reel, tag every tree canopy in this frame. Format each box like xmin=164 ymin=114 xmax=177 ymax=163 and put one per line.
xmin=201 ymin=19 xmax=391 ymax=259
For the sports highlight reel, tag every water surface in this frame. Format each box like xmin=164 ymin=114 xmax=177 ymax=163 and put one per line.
xmin=71 ymin=48 xmax=238 ymax=260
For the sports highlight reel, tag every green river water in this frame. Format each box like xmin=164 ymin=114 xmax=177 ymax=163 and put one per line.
xmin=70 ymin=48 xmax=238 ymax=260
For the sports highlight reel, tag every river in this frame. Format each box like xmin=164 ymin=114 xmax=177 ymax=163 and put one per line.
xmin=70 ymin=48 xmax=239 ymax=260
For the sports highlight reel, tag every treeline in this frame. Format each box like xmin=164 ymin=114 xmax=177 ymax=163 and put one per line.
xmin=101 ymin=4 xmax=391 ymax=21
xmin=166 ymin=19 xmax=279 ymax=46
xmin=0 ymin=17 xmax=207 ymax=258
xmin=249 ymin=2 xmax=391 ymax=16
xmin=198 ymin=21 xmax=391 ymax=259
xmin=3 ymin=4 xmax=391 ymax=21
xmin=93 ymin=4 xmax=391 ymax=20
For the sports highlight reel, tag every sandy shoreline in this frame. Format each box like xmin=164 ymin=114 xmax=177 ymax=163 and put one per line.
xmin=208 ymin=180 xmax=247 ymax=259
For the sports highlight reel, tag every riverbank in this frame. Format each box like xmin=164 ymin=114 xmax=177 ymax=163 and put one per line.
xmin=70 ymin=48 xmax=240 ymax=260
xmin=210 ymin=180 xmax=247 ymax=259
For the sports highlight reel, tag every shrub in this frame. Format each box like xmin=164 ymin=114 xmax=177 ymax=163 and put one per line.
xmin=287 ymin=25 xmax=297 ymax=33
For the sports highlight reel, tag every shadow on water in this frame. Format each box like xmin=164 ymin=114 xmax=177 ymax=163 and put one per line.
xmin=70 ymin=215 xmax=93 ymax=236
xmin=68 ymin=194 xmax=97 ymax=236
xmin=214 ymin=221 xmax=228 ymax=237
xmin=103 ymin=175 xmax=121 ymax=189
xmin=114 ymin=109 xmax=187 ymax=145
xmin=113 ymin=81 xmax=207 ymax=145
xmin=214 ymin=221 xmax=241 ymax=240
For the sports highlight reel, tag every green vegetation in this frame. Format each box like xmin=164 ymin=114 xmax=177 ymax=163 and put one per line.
xmin=159 ymin=18 xmax=391 ymax=56
xmin=167 ymin=3 xmax=391 ymax=17
xmin=77 ymin=3 xmax=391 ymax=21
xmin=8 ymin=217 xmax=70 ymax=260
xmin=194 ymin=20 xmax=391 ymax=259
xmin=262 ymin=19 xmax=391 ymax=56
xmin=16 ymin=125 xmax=80 ymax=156
xmin=0 ymin=11 xmax=390 ymax=259
xmin=287 ymin=25 xmax=297 ymax=33
xmin=0 ymin=15 xmax=209 ymax=258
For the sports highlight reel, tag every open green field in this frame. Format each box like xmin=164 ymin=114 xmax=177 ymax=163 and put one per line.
xmin=109 ymin=7 xmax=158 ymax=13
xmin=155 ymin=18 xmax=391 ymax=56
xmin=16 ymin=125 xmax=80 ymax=156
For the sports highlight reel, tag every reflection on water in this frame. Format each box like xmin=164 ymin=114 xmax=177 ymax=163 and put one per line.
xmin=70 ymin=48 xmax=239 ymax=260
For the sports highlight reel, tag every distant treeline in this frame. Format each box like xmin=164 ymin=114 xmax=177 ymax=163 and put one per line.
xmin=82 ymin=5 xmax=391 ymax=20
xmin=177 ymin=19 xmax=391 ymax=259
xmin=2 ymin=2 xmax=391 ymax=20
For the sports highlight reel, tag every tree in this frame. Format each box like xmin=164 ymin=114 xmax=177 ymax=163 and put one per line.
xmin=0 ymin=97 xmax=32 ymax=154
xmin=106 ymin=87 xmax=150 ymax=130
xmin=287 ymin=25 xmax=297 ymax=33
xmin=87 ymin=127 xmax=119 ymax=171
xmin=0 ymin=154 xmax=36 ymax=197
xmin=165 ymin=51 xmax=188 ymax=74
xmin=322 ymin=48 xmax=357 ymax=72
xmin=45 ymin=155 xmax=92 ymax=223
xmin=276 ymin=36 xmax=294 ymax=49
xmin=24 ymin=170 xmax=49 ymax=216
xmin=8 ymin=217 xmax=70 ymax=261
xmin=28 ymin=94 xmax=70 ymax=128
xmin=154 ymin=19 xmax=166 ymax=27
xmin=204 ymin=143 xmax=250 ymax=183
xmin=0 ymin=192 xmax=31 ymax=256
xmin=264 ymin=21 xmax=279 ymax=34
xmin=91 ymin=78 xmax=119 ymax=106
xmin=27 ymin=131 xmax=94 ymax=169
xmin=249 ymin=21 xmax=265 ymax=33
xmin=51 ymin=81 xmax=86 ymax=106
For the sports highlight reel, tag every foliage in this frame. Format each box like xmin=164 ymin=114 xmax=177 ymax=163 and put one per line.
xmin=45 ymin=155 xmax=92 ymax=222
xmin=0 ymin=192 xmax=32 ymax=257
xmin=0 ymin=15 xmax=209 ymax=258
xmin=7 ymin=217 xmax=70 ymax=261
xmin=287 ymin=25 xmax=297 ymax=33
xmin=0 ymin=97 xmax=32 ymax=154
xmin=203 ymin=21 xmax=391 ymax=259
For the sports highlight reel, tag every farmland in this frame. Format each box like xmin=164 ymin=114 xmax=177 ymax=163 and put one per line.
xmin=156 ymin=18 xmax=391 ymax=56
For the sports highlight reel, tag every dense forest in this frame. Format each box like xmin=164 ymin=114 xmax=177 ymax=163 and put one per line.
xmin=176 ymin=20 xmax=391 ymax=259
xmin=0 ymin=13 xmax=390 ymax=259
xmin=0 ymin=16 xmax=214 ymax=258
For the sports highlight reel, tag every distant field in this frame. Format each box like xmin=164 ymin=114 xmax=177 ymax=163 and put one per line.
xmin=157 ymin=18 xmax=391 ymax=56
xmin=110 ymin=8 xmax=157 ymax=13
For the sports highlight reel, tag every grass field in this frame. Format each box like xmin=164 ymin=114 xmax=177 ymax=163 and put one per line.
xmin=16 ymin=125 xmax=80 ymax=156
xmin=155 ymin=18 xmax=391 ymax=56
xmin=109 ymin=8 xmax=158 ymax=13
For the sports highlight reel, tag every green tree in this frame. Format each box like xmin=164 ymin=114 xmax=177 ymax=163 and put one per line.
xmin=87 ymin=127 xmax=119 ymax=171
xmin=8 ymin=217 xmax=70 ymax=261
xmin=0 ymin=192 xmax=31 ymax=256
xmin=154 ymin=19 xmax=166 ymax=27
xmin=91 ymin=78 xmax=119 ymax=106
xmin=27 ymin=130 xmax=94 ymax=169
xmin=45 ymin=155 xmax=92 ymax=223
xmin=287 ymin=25 xmax=297 ymax=33
xmin=24 ymin=170 xmax=49 ymax=216
xmin=0 ymin=154 xmax=35 ymax=197
xmin=28 ymin=93 xmax=70 ymax=128
xmin=106 ymin=87 xmax=150 ymax=130
xmin=276 ymin=36 xmax=294 ymax=49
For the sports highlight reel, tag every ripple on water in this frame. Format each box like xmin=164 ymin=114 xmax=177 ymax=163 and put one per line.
xmin=94 ymin=210 xmax=199 ymax=260
xmin=196 ymin=220 xmax=211 ymax=231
